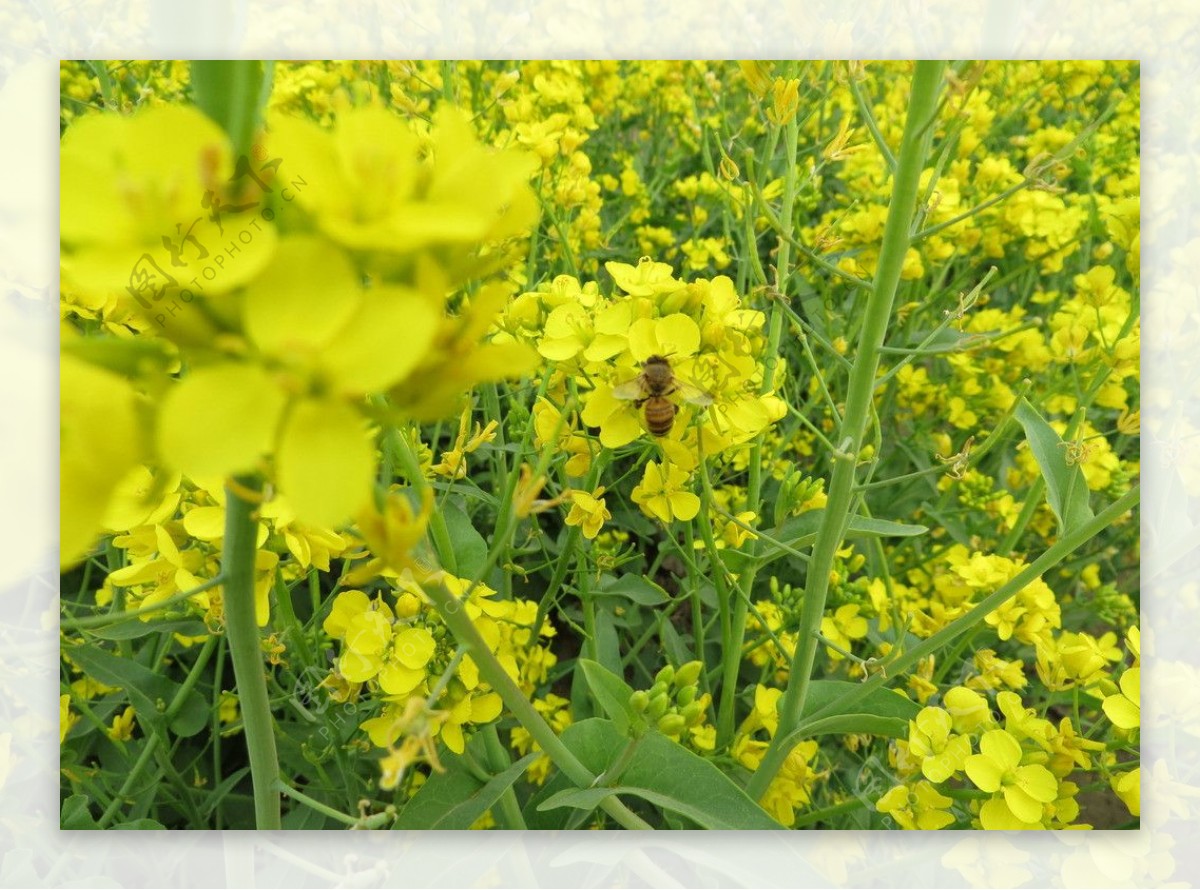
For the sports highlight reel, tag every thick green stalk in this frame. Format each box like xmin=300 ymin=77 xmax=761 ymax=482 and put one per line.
xmin=752 ymin=61 xmax=946 ymax=791
xmin=222 ymin=481 xmax=281 ymax=829
xmin=422 ymin=578 xmax=652 ymax=830
xmin=190 ymin=61 xmax=270 ymax=162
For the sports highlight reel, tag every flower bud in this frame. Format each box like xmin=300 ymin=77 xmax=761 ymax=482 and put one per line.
xmin=681 ymin=701 xmax=706 ymax=726
xmin=676 ymin=685 xmax=697 ymax=707
xmin=657 ymin=713 xmax=687 ymax=736
xmin=655 ymin=665 xmax=676 ymax=687
xmin=629 ymin=690 xmax=650 ymax=714
xmin=648 ymin=692 xmax=671 ymax=720
xmin=768 ymin=78 xmax=801 ymax=126
xmin=674 ymin=661 xmax=703 ymax=688
xmin=775 ymin=470 xmax=809 ymax=526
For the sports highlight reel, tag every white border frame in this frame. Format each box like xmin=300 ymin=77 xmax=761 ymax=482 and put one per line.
xmin=3 ymin=2 xmax=1190 ymax=886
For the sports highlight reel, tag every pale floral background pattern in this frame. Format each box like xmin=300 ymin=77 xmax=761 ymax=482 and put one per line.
xmin=1 ymin=0 xmax=1192 ymax=885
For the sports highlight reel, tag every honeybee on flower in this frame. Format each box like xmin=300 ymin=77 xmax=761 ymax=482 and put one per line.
xmin=611 ymin=354 xmax=714 ymax=437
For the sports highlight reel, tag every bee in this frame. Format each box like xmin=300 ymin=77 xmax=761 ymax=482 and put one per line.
xmin=611 ymin=354 xmax=713 ymax=437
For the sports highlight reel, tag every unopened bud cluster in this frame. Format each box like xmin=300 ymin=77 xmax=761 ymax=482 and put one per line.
xmin=774 ymin=470 xmax=825 ymax=526
xmin=629 ymin=661 xmax=709 ymax=740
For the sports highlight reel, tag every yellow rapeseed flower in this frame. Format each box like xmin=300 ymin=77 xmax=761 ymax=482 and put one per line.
xmin=631 ymin=461 xmax=700 ymax=523
xmin=564 ymin=487 xmax=611 ymax=539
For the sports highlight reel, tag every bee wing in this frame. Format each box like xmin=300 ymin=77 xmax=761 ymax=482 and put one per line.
xmin=611 ymin=379 xmax=648 ymax=401
xmin=675 ymin=380 xmax=714 ymax=407
xmin=676 ymin=386 xmax=710 ymax=410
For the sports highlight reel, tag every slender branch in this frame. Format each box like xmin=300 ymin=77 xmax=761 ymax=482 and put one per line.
xmin=62 ymin=575 xmax=224 ymax=630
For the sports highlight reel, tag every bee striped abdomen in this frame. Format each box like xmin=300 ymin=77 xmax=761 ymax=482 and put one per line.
xmin=642 ymin=396 xmax=677 ymax=436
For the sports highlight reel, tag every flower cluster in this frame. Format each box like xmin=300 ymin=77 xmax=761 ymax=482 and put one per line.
xmin=60 ymin=100 xmax=540 ymax=562
xmin=733 ymin=685 xmax=827 ymax=827
xmin=324 ymin=572 xmax=555 ymax=759
xmin=878 ymin=624 xmax=1139 ymax=829
xmin=500 ymin=257 xmax=786 ymax=528
xmin=628 ymin=661 xmax=716 ymax=750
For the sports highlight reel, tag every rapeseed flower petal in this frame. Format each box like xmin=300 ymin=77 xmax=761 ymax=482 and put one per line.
xmin=243 ymin=235 xmax=360 ymax=357
xmin=60 ymin=354 xmax=143 ymax=566
xmin=276 ymin=397 xmax=374 ymax=528
xmin=156 ymin=363 xmax=287 ymax=479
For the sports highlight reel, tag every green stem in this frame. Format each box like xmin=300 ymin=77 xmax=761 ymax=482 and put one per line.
xmin=997 ymin=477 xmax=1044 ymax=555
xmin=62 ymin=574 xmax=224 ymax=629
xmin=790 ymin=796 xmax=867 ymax=828
xmin=848 ymin=71 xmax=897 ymax=172
xmin=481 ymin=724 xmax=527 ymax=829
xmin=94 ymin=636 xmax=217 ymax=828
xmin=715 ymin=106 xmax=800 ymax=749
xmin=275 ymin=780 xmax=381 ymax=827
xmin=189 ymin=61 xmax=270 ymax=162
xmin=752 ymin=60 xmax=946 ymax=795
xmin=95 ymin=732 xmax=160 ymax=828
xmin=695 ymin=447 xmax=734 ymax=741
xmin=534 ymin=450 xmax=611 ymax=635
xmin=682 ymin=523 xmax=706 ymax=666
xmin=222 ymin=480 xmax=281 ymax=829
xmin=422 ymin=578 xmax=652 ymax=830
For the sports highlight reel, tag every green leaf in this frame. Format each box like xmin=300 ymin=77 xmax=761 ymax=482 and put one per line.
xmin=395 ymin=734 xmax=537 ymax=830
xmin=785 ymin=680 xmax=921 ymax=741
xmin=168 ymin=686 xmax=212 ymax=738
xmin=63 ymin=643 xmax=207 ymax=738
xmin=442 ymin=501 xmax=488 ymax=579
xmin=190 ymin=61 xmax=268 ymax=161
xmin=794 ymin=713 xmax=911 ymax=739
xmin=82 ymin=619 xmax=209 ymax=641
xmin=802 ymin=680 xmax=920 ymax=722
xmin=1013 ymin=397 xmax=1095 ymax=532
xmin=61 ymin=794 xmax=98 ymax=829
xmin=112 ymin=818 xmax=167 ymax=830
xmin=596 ymin=574 xmax=670 ymax=606
xmin=529 ymin=718 xmax=782 ymax=829
xmin=765 ymin=512 xmax=927 ymax=564
xmin=578 ymin=659 xmax=637 ymax=734
xmin=593 ymin=607 xmax=623 ymax=677
xmin=658 ymin=616 xmax=690 ymax=666
xmin=539 ymin=784 xmax=770 ymax=830
xmin=200 ymin=767 xmax=252 ymax=819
